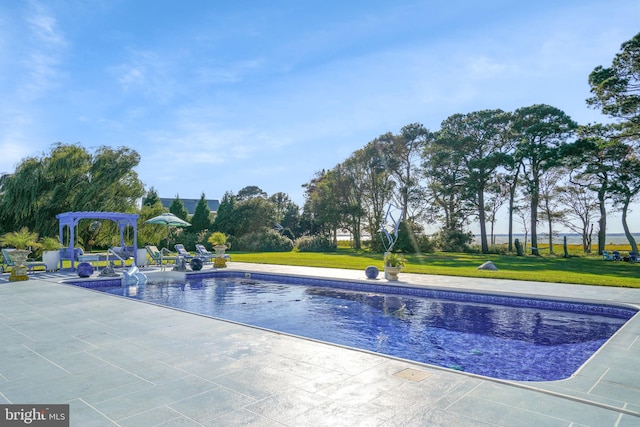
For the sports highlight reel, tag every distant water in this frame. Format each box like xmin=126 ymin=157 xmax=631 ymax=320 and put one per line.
xmin=480 ymin=233 xmax=640 ymax=246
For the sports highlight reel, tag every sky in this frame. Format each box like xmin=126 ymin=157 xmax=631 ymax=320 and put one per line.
xmin=0 ymin=0 xmax=638 ymax=234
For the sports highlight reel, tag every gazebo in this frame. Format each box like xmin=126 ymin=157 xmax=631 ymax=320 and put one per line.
xmin=56 ymin=211 xmax=139 ymax=270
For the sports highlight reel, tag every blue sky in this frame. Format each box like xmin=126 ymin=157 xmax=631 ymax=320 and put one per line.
xmin=1 ymin=1 xmax=638 ymax=234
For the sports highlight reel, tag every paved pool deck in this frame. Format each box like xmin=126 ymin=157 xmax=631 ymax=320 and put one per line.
xmin=0 ymin=262 xmax=639 ymax=426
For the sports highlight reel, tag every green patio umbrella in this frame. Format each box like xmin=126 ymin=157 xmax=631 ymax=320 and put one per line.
xmin=145 ymin=213 xmax=191 ymax=227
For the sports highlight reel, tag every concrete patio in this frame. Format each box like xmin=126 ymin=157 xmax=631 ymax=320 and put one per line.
xmin=0 ymin=262 xmax=639 ymax=426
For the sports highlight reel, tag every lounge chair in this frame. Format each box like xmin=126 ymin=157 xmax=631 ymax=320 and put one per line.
xmin=612 ymin=251 xmax=623 ymax=261
xmin=602 ymin=251 xmax=614 ymax=261
xmin=629 ymin=252 xmax=638 ymax=262
xmin=174 ymin=244 xmax=194 ymax=261
xmin=145 ymin=245 xmax=179 ymax=268
xmin=195 ymin=244 xmax=213 ymax=263
xmin=0 ymin=248 xmax=46 ymax=274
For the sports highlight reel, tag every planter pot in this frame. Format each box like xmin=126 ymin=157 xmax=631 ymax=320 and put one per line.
xmin=136 ymin=249 xmax=148 ymax=267
xmin=77 ymin=262 xmax=94 ymax=278
xmin=9 ymin=249 xmax=30 ymax=281
xmin=384 ymin=266 xmax=401 ymax=281
xmin=43 ymin=250 xmax=60 ymax=272
xmin=365 ymin=265 xmax=380 ymax=279
xmin=213 ymin=257 xmax=227 ymax=268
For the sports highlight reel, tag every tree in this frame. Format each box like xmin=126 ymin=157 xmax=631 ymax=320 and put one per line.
xmin=588 ymin=32 xmax=640 ymax=141
xmin=609 ymin=150 xmax=640 ymax=254
xmin=586 ymin=32 xmax=640 ymax=254
xmin=269 ymin=192 xmax=301 ymax=237
xmin=213 ymin=192 xmax=237 ymax=236
xmin=538 ymin=169 xmax=568 ymax=254
xmin=557 ymin=183 xmax=598 ymax=253
xmin=74 ymin=146 xmax=145 ymax=212
xmin=302 ymin=170 xmax=342 ymax=242
xmin=423 ymin=137 xmax=472 ymax=240
xmin=512 ymin=104 xmax=577 ymax=255
xmin=434 ymin=110 xmax=511 ymax=253
xmin=380 ymin=123 xmax=433 ymax=221
xmin=0 ymin=143 xmax=144 ymax=238
xmin=484 ymin=176 xmax=510 ymax=246
xmin=191 ymin=193 xmax=212 ymax=233
xmin=352 ymin=140 xmax=393 ymax=251
xmin=137 ymin=199 xmax=168 ymax=247
xmin=330 ymin=160 xmax=366 ymax=249
xmin=169 ymin=195 xmax=189 ymax=221
xmin=142 ymin=187 xmax=161 ymax=206
xmin=562 ymin=124 xmax=624 ymax=254
xmin=237 ymin=185 xmax=267 ymax=201
xmin=232 ymin=197 xmax=277 ymax=237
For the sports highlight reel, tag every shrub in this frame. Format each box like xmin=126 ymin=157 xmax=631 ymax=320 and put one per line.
xmin=466 ymin=243 xmax=508 ymax=255
xmin=208 ymin=231 xmax=228 ymax=246
xmin=433 ymin=228 xmax=474 ymax=252
xmin=295 ymin=235 xmax=337 ymax=252
xmin=234 ymin=229 xmax=294 ymax=252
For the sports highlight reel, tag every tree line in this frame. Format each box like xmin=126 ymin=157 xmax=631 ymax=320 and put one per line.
xmin=301 ymin=32 xmax=640 ymax=255
xmin=0 ymin=32 xmax=637 ymax=255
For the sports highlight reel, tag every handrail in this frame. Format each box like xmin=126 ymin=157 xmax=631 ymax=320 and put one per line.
xmin=106 ymin=248 xmax=126 ymax=268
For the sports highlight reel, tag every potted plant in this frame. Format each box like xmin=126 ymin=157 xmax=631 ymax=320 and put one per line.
xmin=135 ymin=237 xmax=150 ymax=267
xmin=40 ymin=236 xmax=62 ymax=271
xmin=208 ymin=232 xmax=229 ymax=268
xmin=0 ymin=227 xmax=40 ymax=281
xmin=383 ymin=252 xmax=407 ymax=281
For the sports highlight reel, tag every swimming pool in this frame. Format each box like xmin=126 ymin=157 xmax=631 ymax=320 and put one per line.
xmin=75 ymin=271 xmax=637 ymax=381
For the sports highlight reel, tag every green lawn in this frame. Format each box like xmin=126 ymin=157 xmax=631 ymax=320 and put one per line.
xmin=230 ymin=249 xmax=640 ymax=288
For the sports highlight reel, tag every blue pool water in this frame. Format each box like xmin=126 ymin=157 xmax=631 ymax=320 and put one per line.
xmin=86 ymin=272 xmax=636 ymax=381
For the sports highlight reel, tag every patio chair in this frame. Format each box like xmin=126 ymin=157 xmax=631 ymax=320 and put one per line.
xmin=629 ymin=252 xmax=638 ymax=262
xmin=602 ymin=250 xmax=614 ymax=261
xmin=612 ymin=251 xmax=623 ymax=261
xmin=174 ymin=244 xmax=194 ymax=261
xmin=195 ymin=244 xmax=214 ymax=263
xmin=0 ymin=248 xmax=47 ymax=274
xmin=145 ymin=245 xmax=179 ymax=267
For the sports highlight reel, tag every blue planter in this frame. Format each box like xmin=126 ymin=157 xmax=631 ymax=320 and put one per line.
xmin=365 ymin=265 xmax=379 ymax=279
xmin=77 ymin=262 xmax=94 ymax=278
xmin=190 ymin=258 xmax=203 ymax=271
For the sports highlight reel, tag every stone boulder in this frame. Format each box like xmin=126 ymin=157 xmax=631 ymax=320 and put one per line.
xmin=477 ymin=261 xmax=498 ymax=271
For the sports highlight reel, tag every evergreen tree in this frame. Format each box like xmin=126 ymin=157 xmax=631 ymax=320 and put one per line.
xmin=191 ymin=193 xmax=212 ymax=233
xmin=213 ymin=192 xmax=237 ymax=235
xmin=142 ymin=187 xmax=161 ymax=207
xmin=169 ymin=195 xmax=189 ymax=220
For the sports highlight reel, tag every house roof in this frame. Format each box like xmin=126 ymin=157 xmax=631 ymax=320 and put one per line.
xmin=159 ymin=198 xmax=219 ymax=215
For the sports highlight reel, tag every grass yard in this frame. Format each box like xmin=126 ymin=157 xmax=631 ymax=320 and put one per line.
xmin=231 ymin=248 xmax=640 ymax=288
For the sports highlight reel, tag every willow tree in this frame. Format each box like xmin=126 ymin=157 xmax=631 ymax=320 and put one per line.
xmin=513 ymin=104 xmax=577 ymax=255
xmin=0 ymin=143 xmax=144 ymax=238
